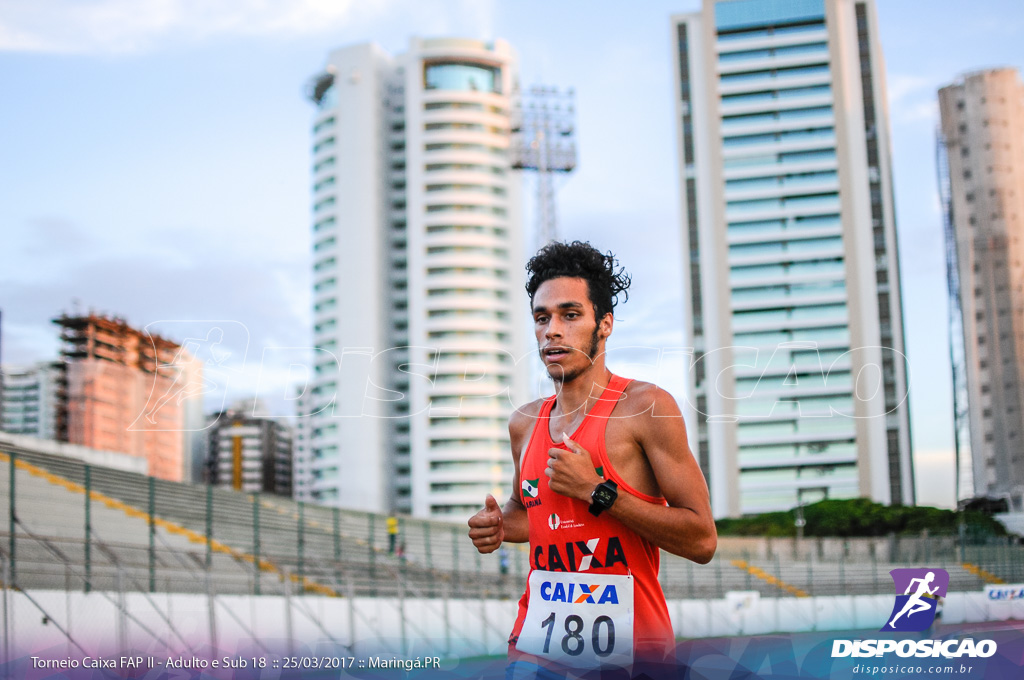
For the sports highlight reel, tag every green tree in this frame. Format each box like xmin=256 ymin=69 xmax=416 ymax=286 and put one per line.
xmin=715 ymin=498 xmax=1009 ymax=538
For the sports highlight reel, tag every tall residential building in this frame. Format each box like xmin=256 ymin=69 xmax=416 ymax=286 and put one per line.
xmin=53 ymin=313 xmax=203 ymax=482
xmin=938 ymin=68 xmax=1024 ymax=511
xmin=672 ymin=0 xmax=913 ymax=517
xmin=1 ymin=361 xmax=61 ymax=439
xmin=305 ymin=38 xmax=529 ymax=519
xmin=206 ymin=403 xmax=293 ymax=496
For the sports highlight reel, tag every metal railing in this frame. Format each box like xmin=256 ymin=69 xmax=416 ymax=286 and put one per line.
xmin=2 ymin=446 xmax=1023 ymax=604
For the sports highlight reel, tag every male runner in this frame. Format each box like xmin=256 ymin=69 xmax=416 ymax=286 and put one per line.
xmin=468 ymin=241 xmax=717 ymax=677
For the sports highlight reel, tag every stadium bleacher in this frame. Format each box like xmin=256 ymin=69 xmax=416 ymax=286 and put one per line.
xmin=1 ymin=445 xmax=1020 ymax=603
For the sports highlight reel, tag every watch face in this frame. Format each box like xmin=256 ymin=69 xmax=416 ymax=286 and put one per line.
xmin=594 ymin=486 xmax=615 ymax=507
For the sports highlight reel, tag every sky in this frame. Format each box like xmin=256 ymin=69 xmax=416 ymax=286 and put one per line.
xmin=2 ymin=0 xmax=1023 ymax=509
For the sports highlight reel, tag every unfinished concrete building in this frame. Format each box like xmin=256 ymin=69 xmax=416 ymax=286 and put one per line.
xmin=53 ymin=313 xmax=200 ymax=481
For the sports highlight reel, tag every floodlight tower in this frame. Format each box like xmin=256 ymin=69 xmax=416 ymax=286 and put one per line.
xmin=511 ymin=86 xmax=577 ymax=248
xmin=937 ymin=129 xmax=973 ymax=505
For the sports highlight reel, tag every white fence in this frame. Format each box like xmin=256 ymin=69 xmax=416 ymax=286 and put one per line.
xmin=5 ymin=588 xmax=1022 ymax=662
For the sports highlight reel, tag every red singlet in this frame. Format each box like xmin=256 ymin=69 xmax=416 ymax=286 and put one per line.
xmin=508 ymin=374 xmax=674 ymax=664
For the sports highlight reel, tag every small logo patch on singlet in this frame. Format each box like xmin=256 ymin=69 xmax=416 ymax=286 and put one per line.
xmin=548 ymin=513 xmax=584 ymax=531
xmin=522 ymin=478 xmax=540 ymax=498
xmin=522 ymin=478 xmax=543 ymax=507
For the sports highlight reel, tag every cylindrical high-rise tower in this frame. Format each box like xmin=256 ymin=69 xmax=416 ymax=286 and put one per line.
xmin=306 ymin=38 xmax=528 ymax=519
xmin=939 ymin=68 xmax=1024 ymax=511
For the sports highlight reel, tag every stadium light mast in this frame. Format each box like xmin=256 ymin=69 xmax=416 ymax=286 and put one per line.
xmin=511 ymin=85 xmax=577 ymax=249
xmin=937 ymin=129 xmax=973 ymax=507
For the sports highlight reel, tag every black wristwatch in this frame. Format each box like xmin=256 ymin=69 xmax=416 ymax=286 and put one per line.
xmin=589 ymin=479 xmax=618 ymax=516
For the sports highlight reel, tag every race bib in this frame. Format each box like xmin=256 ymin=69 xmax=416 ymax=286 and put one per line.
xmin=517 ymin=570 xmax=633 ymax=668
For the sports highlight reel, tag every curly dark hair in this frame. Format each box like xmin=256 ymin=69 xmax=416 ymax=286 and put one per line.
xmin=525 ymin=240 xmax=631 ymax=320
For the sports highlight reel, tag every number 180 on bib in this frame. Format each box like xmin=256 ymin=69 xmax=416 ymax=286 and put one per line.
xmin=517 ymin=571 xmax=634 ymax=668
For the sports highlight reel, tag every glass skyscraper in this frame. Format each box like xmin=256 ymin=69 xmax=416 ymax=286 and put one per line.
xmin=672 ymin=0 xmax=913 ymax=516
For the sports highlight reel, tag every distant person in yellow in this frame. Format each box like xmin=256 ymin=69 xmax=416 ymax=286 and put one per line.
xmin=387 ymin=515 xmax=398 ymax=554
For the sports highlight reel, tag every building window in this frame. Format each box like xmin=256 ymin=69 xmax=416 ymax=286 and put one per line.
xmin=313 ymin=137 xmax=336 ymax=154
xmin=424 ymin=62 xmax=502 ymax=94
xmin=313 ymin=116 xmax=335 ymax=133
xmin=314 ymin=157 xmax=336 ymax=173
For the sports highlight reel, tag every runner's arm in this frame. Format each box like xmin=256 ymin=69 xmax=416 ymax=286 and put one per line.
xmin=468 ymin=406 xmax=534 ymax=551
xmin=498 ymin=407 xmax=533 ymax=543
xmin=550 ymin=387 xmax=716 ymax=563
xmin=499 ymin=490 xmax=529 ymax=543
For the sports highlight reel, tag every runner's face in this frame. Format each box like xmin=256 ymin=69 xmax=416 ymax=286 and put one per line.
xmin=532 ymin=277 xmax=610 ymax=384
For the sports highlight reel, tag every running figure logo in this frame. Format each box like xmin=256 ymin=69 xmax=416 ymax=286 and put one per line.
xmin=882 ymin=568 xmax=949 ymax=632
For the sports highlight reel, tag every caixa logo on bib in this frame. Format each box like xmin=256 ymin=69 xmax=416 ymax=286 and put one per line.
xmin=538 ymin=580 xmax=619 ymax=605
xmin=883 ymin=568 xmax=949 ymax=632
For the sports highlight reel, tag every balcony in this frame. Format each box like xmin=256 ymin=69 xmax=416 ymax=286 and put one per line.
xmin=721 ymin=113 xmax=835 ymax=140
xmin=718 ymin=51 xmax=829 ymax=77
xmin=715 ymin=29 xmax=829 ymax=55
xmin=728 ymin=242 xmax=844 ymax=268
xmin=720 ymin=92 xmax=834 ymax=118
xmin=719 ymin=71 xmax=831 ymax=98
xmin=731 ymin=310 xmax=849 ymax=335
xmin=723 ymin=157 xmax=837 ymax=181
xmin=731 ymin=289 xmax=848 ymax=312
xmin=724 ymin=177 xmax=839 ymax=203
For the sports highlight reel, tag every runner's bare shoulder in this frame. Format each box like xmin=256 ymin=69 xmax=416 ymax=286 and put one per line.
xmin=509 ymin=398 xmax=546 ymax=445
xmin=618 ymin=380 xmax=682 ymax=419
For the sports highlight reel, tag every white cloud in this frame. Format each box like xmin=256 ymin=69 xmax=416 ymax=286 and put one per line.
xmin=887 ymin=72 xmax=941 ymax=125
xmin=0 ymin=0 xmax=363 ymax=53
xmin=887 ymin=73 xmax=931 ymax=104
xmin=898 ymin=99 xmax=938 ymax=124
xmin=0 ymin=0 xmax=498 ymax=54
